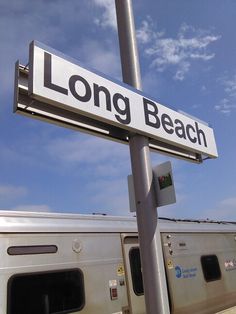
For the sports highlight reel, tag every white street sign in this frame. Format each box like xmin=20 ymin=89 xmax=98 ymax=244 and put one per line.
xmin=153 ymin=161 xmax=176 ymax=207
xmin=128 ymin=161 xmax=176 ymax=212
xmin=28 ymin=41 xmax=218 ymax=158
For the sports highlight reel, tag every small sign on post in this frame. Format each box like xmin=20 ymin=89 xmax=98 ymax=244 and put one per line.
xmin=128 ymin=161 xmax=176 ymax=212
xmin=153 ymin=161 xmax=176 ymax=208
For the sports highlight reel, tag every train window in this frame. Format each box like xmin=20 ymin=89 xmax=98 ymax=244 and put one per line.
xmin=129 ymin=247 xmax=144 ymax=296
xmin=201 ymin=255 xmax=221 ymax=282
xmin=7 ymin=245 xmax=58 ymax=255
xmin=7 ymin=269 xmax=85 ymax=314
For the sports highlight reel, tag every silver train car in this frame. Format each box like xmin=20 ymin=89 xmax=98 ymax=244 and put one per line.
xmin=1 ymin=210 xmax=236 ymax=314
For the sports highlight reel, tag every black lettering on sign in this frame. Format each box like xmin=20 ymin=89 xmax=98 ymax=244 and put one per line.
xmin=42 ymin=52 xmax=208 ymax=149
xmin=143 ymin=97 xmax=160 ymax=129
xmin=143 ymin=97 xmax=208 ymax=148
xmin=161 ymin=114 xmax=174 ymax=134
xmin=69 ymin=75 xmax=92 ymax=102
xmin=195 ymin=122 xmax=207 ymax=147
xmin=186 ymin=124 xmax=197 ymax=144
xmin=113 ymin=93 xmax=131 ymax=125
xmin=93 ymin=84 xmax=112 ymax=111
xmin=174 ymin=119 xmax=186 ymax=139
xmin=44 ymin=52 xmax=68 ymax=95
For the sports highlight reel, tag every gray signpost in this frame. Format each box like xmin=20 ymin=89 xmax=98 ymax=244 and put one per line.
xmin=115 ymin=1 xmax=170 ymax=313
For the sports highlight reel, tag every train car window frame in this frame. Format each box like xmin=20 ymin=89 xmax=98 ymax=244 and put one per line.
xmin=7 ymin=268 xmax=85 ymax=314
xmin=129 ymin=247 xmax=144 ymax=296
xmin=201 ymin=255 xmax=221 ymax=282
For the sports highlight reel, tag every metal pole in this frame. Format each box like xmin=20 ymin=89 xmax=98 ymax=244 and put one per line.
xmin=115 ymin=1 xmax=170 ymax=313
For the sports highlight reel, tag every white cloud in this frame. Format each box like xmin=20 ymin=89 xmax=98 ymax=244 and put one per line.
xmin=215 ymin=74 xmax=236 ymax=115
xmin=87 ymin=178 xmax=130 ymax=215
xmin=93 ymin=0 xmax=117 ymax=30
xmin=46 ymin=134 xmax=130 ymax=177
xmin=224 ymin=76 xmax=236 ymax=97
xmin=0 ymin=184 xmax=28 ymax=200
xmin=137 ymin=19 xmax=220 ymax=80
xmin=205 ymin=197 xmax=236 ymax=221
xmin=77 ymin=39 xmax=120 ymax=78
xmin=137 ymin=16 xmax=164 ymax=45
xmin=220 ymin=197 xmax=236 ymax=207
xmin=136 ymin=20 xmax=152 ymax=44
xmin=44 ymin=133 xmax=132 ymax=215
xmin=45 ymin=134 xmax=132 ymax=215
xmin=174 ymin=62 xmax=190 ymax=81
xmin=215 ymin=98 xmax=236 ymax=115
xmin=0 ymin=0 xmax=92 ymax=96
xmin=11 ymin=204 xmax=52 ymax=212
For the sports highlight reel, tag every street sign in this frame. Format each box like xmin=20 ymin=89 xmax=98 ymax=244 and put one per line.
xmin=24 ymin=41 xmax=217 ymax=160
xmin=128 ymin=161 xmax=176 ymax=212
xmin=153 ymin=161 xmax=176 ymax=207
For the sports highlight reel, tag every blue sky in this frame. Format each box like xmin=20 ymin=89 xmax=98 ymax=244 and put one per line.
xmin=0 ymin=0 xmax=236 ymax=220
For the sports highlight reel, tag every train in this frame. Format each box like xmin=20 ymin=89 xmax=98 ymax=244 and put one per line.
xmin=1 ymin=210 xmax=236 ymax=314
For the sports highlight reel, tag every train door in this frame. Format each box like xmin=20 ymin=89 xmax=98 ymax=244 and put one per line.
xmin=121 ymin=234 xmax=145 ymax=314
